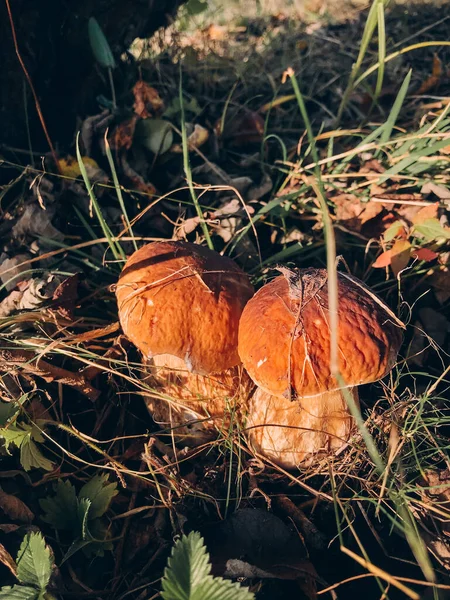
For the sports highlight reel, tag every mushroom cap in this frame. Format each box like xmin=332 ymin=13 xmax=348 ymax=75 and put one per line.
xmin=116 ymin=241 xmax=254 ymax=374
xmin=246 ymin=386 xmax=359 ymax=468
xmin=238 ymin=268 xmax=404 ymax=399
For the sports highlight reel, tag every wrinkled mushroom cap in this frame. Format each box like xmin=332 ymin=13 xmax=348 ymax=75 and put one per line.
xmin=238 ymin=268 xmax=404 ymax=399
xmin=116 ymin=241 xmax=254 ymax=374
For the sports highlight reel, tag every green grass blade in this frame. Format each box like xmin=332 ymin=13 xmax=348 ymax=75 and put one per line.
xmin=178 ymin=69 xmax=214 ymax=250
xmin=75 ymin=132 xmax=124 ymax=262
xmin=379 ymin=69 xmax=412 ymax=145
xmin=104 ymin=133 xmax=138 ymax=252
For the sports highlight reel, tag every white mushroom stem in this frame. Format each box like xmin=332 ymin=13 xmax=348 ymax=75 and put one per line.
xmin=142 ymin=354 xmax=252 ymax=446
xmin=245 ymin=386 xmax=359 ymax=469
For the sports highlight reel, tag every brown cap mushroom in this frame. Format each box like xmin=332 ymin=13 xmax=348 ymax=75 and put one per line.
xmin=238 ymin=267 xmax=404 ymax=467
xmin=116 ymin=241 xmax=254 ymax=443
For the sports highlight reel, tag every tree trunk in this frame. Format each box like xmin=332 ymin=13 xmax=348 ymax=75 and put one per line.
xmin=0 ymin=0 xmax=186 ymax=152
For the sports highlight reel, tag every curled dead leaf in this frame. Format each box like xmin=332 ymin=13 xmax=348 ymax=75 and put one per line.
xmin=0 ymin=489 xmax=34 ymax=523
xmin=417 ymin=55 xmax=443 ymax=95
xmin=109 ymin=116 xmax=138 ymax=152
xmin=132 ymin=80 xmax=164 ymax=118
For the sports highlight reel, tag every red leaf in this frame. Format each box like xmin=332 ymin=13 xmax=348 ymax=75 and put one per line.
xmin=412 ymin=247 xmax=439 ymax=262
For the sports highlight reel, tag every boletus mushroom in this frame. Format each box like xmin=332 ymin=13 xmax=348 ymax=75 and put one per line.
xmin=116 ymin=241 xmax=254 ymax=444
xmin=238 ymin=267 xmax=405 ymax=468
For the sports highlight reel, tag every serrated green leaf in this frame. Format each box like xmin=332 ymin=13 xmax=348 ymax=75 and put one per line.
xmin=88 ymin=18 xmax=116 ymax=69
xmin=20 ymin=438 xmax=53 ymax=472
xmin=0 ymin=423 xmax=53 ymax=472
xmin=40 ymin=480 xmax=79 ymax=531
xmin=79 ymin=474 xmax=118 ymax=519
xmin=0 ymin=585 xmax=39 ymax=599
xmin=161 ymin=532 xmax=254 ymax=600
xmin=413 ymin=218 xmax=450 ymax=242
xmin=16 ymin=533 xmax=52 ymax=592
xmin=0 ymin=424 xmax=30 ymax=453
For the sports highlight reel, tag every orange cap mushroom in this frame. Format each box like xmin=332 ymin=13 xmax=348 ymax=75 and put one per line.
xmin=238 ymin=267 xmax=404 ymax=467
xmin=116 ymin=241 xmax=254 ymax=443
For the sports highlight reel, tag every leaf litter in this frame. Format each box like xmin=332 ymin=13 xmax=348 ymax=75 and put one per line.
xmin=0 ymin=1 xmax=449 ymax=598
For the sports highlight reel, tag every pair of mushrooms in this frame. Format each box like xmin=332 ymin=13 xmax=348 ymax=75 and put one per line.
xmin=116 ymin=241 xmax=404 ymax=469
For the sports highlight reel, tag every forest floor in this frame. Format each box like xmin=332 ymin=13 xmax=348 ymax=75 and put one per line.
xmin=0 ymin=1 xmax=449 ymax=599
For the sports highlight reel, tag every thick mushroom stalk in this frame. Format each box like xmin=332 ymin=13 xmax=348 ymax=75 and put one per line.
xmin=239 ymin=268 xmax=404 ymax=468
xmin=116 ymin=241 xmax=254 ymax=444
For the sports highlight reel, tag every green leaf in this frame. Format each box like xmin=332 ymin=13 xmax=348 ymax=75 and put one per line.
xmin=0 ymin=423 xmax=53 ymax=471
xmin=0 ymin=401 xmax=20 ymax=428
xmin=0 ymin=585 xmax=39 ymax=599
xmin=161 ymin=532 xmax=254 ymax=600
xmin=88 ymin=17 xmax=116 ymax=69
xmin=413 ymin=218 xmax=450 ymax=242
xmin=0 ymin=424 xmax=29 ymax=454
xmin=20 ymin=438 xmax=53 ymax=472
xmin=40 ymin=480 xmax=79 ymax=531
xmin=79 ymin=473 xmax=118 ymax=519
xmin=185 ymin=0 xmax=208 ymax=17
xmin=135 ymin=119 xmax=174 ymax=155
xmin=16 ymin=532 xmax=53 ymax=592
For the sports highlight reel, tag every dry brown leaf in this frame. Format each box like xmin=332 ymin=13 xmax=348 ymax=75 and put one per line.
xmin=0 ymin=489 xmax=34 ymax=523
xmin=421 ymin=182 xmax=450 ymax=201
xmin=412 ymin=202 xmax=439 ymax=225
xmin=0 ymin=254 xmax=32 ymax=291
xmin=0 ymin=542 xmax=17 ymax=578
xmin=218 ymin=110 xmax=265 ymax=147
xmin=417 ymin=55 xmax=443 ymax=95
xmin=334 ymin=193 xmax=383 ymax=232
xmin=132 ymin=81 xmax=164 ymax=118
xmin=109 ymin=116 xmax=138 ymax=152
xmin=52 ymin=273 xmax=79 ymax=319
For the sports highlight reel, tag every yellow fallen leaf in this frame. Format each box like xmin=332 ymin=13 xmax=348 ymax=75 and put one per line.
xmin=59 ymin=156 xmax=100 ymax=179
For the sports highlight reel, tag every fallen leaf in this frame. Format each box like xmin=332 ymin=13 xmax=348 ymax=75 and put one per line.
xmin=372 ymin=250 xmax=392 ymax=269
xmin=411 ymin=247 xmax=439 ymax=262
xmin=171 ymin=123 xmax=210 ymax=152
xmin=132 ymin=81 xmax=164 ymax=118
xmin=52 ymin=273 xmax=79 ymax=319
xmin=389 ymin=240 xmax=411 ymax=276
xmin=0 ymin=542 xmax=17 ymax=577
xmin=110 ymin=116 xmax=138 ymax=151
xmin=412 ymin=202 xmax=439 ymax=225
xmin=58 ymin=156 xmax=102 ymax=180
xmin=12 ymin=204 xmax=64 ymax=242
xmin=421 ymin=182 xmax=450 ymax=201
xmin=135 ymin=118 xmax=173 ymax=155
xmin=417 ymin=55 xmax=443 ymax=94
xmin=218 ymin=110 xmax=265 ymax=147
xmin=334 ymin=194 xmax=383 ymax=233
xmin=0 ymin=254 xmax=32 ymax=292
xmin=0 ymin=489 xmax=34 ymax=523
